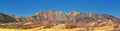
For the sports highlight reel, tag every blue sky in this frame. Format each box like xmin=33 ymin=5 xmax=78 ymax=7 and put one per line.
xmin=0 ymin=0 xmax=120 ymax=17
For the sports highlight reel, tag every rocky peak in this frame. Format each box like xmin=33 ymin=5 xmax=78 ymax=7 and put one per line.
xmin=68 ymin=11 xmax=80 ymax=17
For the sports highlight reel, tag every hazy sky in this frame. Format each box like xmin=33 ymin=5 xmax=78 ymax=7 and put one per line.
xmin=0 ymin=0 xmax=120 ymax=17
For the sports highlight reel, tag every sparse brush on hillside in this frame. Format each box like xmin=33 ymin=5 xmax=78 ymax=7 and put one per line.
xmin=64 ymin=23 xmax=77 ymax=29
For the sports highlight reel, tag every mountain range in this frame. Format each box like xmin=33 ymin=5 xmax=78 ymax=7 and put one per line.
xmin=0 ymin=10 xmax=120 ymax=27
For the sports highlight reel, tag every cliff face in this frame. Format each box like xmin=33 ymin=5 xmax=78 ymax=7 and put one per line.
xmin=0 ymin=10 xmax=119 ymax=26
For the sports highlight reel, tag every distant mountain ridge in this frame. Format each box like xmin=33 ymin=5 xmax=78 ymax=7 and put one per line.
xmin=0 ymin=10 xmax=120 ymax=27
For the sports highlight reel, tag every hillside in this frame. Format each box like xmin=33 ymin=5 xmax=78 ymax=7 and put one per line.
xmin=0 ymin=10 xmax=120 ymax=31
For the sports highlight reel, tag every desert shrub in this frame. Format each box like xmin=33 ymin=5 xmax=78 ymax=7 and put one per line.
xmin=76 ymin=21 xmax=89 ymax=28
xmin=113 ymin=24 xmax=119 ymax=29
xmin=0 ymin=24 xmax=9 ymax=28
xmin=0 ymin=25 xmax=6 ymax=28
xmin=64 ymin=23 xmax=77 ymax=29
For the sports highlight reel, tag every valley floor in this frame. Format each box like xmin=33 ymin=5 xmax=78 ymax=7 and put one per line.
xmin=0 ymin=25 xmax=119 ymax=31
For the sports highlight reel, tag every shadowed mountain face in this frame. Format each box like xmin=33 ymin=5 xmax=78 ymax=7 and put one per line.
xmin=0 ymin=10 xmax=120 ymax=27
xmin=0 ymin=13 xmax=16 ymax=23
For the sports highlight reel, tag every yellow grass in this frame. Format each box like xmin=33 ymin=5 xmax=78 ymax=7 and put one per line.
xmin=0 ymin=27 xmax=114 ymax=31
xmin=0 ymin=28 xmax=79 ymax=31
xmin=0 ymin=24 xmax=119 ymax=31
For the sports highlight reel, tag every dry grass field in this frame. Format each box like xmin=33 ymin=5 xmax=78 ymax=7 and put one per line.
xmin=0 ymin=24 xmax=119 ymax=31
